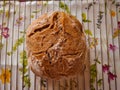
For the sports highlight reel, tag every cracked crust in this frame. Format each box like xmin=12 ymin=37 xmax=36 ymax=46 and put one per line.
xmin=26 ymin=11 xmax=88 ymax=79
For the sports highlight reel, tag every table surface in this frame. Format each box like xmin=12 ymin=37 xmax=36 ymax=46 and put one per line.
xmin=0 ymin=0 xmax=120 ymax=90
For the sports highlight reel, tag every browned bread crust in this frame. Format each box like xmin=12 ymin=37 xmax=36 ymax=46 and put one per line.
xmin=26 ymin=11 xmax=87 ymax=79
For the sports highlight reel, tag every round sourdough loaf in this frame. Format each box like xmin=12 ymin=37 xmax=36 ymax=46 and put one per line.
xmin=26 ymin=11 xmax=87 ymax=79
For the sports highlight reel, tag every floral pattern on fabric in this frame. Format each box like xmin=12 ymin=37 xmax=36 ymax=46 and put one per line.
xmin=0 ymin=68 xmax=11 ymax=84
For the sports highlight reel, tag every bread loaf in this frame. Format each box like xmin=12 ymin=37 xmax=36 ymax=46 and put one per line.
xmin=26 ymin=11 xmax=87 ymax=79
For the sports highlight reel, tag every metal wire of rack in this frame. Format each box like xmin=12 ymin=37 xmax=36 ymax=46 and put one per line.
xmin=0 ymin=0 xmax=120 ymax=90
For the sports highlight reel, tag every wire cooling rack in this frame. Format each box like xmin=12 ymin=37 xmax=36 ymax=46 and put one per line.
xmin=0 ymin=0 xmax=120 ymax=90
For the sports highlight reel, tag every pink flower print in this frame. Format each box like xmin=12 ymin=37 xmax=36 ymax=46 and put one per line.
xmin=2 ymin=31 xmax=9 ymax=38
xmin=3 ymin=27 xmax=9 ymax=32
xmin=1 ymin=26 xmax=9 ymax=38
xmin=118 ymin=21 xmax=120 ymax=29
xmin=108 ymin=44 xmax=117 ymax=51
xmin=108 ymin=72 xmax=117 ymax=83
xmin=19 ymin=0 xmax=26 ymax=2
xmin=102 ymin=64 xmax=110 ymax=73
